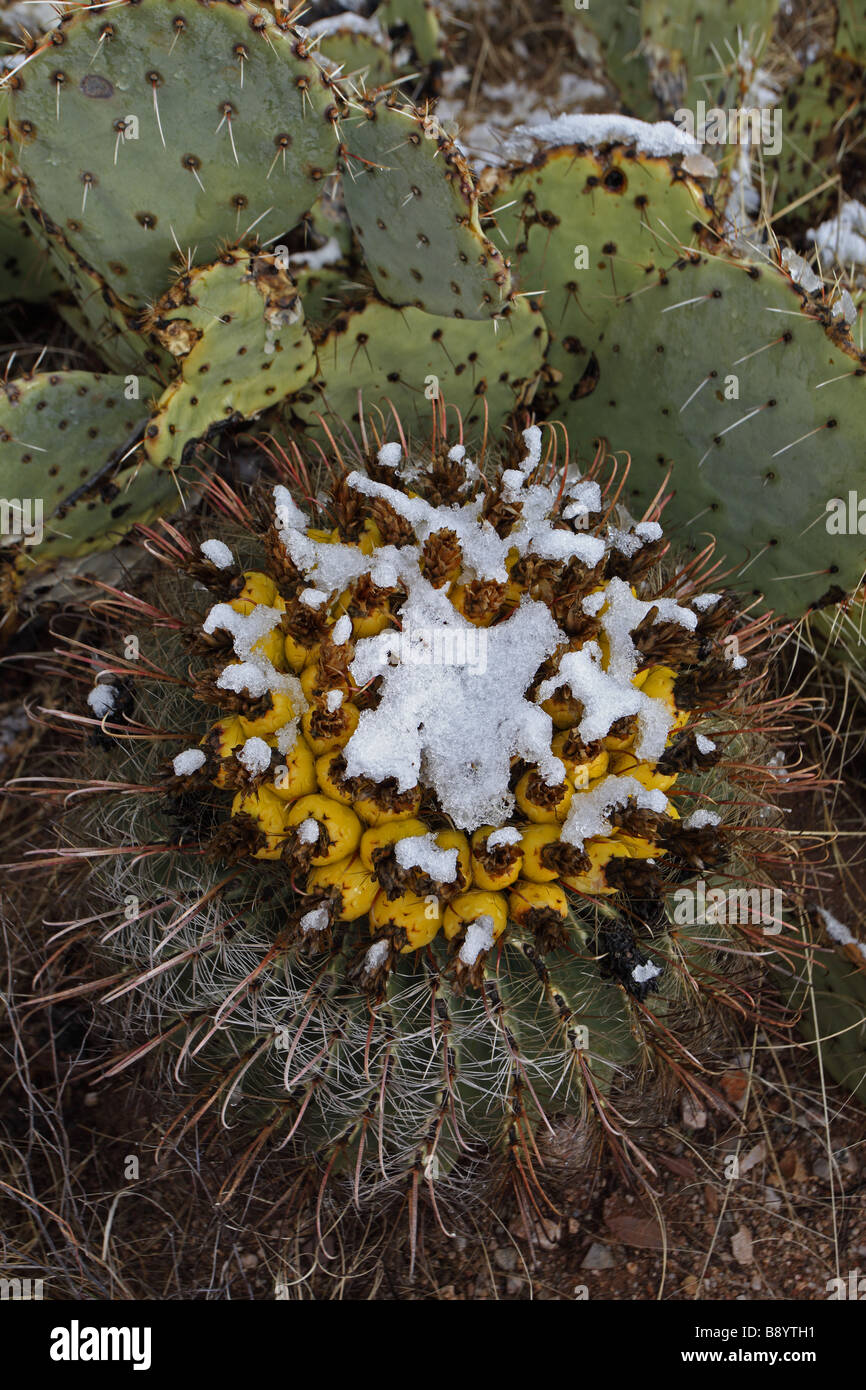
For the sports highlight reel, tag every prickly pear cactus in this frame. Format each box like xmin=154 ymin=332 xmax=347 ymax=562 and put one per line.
xmin=289 ymin=294 xmax=547 ymax=439
xmin=0 ymin=370 xmax=185 ymax=622
xmin=141 ymin=250 xmax=317 ymax=470
xmin=6 ymin=0 xmax=345 ymax=306
xmin=780 ymin=910 xmax=866 ymax=1105
xmin=378 ymin=0 xmax=444 ymax=67
xmin=489 ymin=137 xmax=715 ymax=417
xmin=339 ymin=97 xmax=511 ymax=319
xmin=39 ymin=421 xmax=796 ymax=1222
xmin=560 ymin=246 xmax=866 ymax=616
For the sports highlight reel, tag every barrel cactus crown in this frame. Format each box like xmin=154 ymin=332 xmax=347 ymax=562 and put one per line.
xmin=41 ymin=419 xmax=788 ymax=1230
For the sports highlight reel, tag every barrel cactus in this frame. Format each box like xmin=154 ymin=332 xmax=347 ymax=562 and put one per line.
xmin=21 ymin=417 xmax=800 ymax=1247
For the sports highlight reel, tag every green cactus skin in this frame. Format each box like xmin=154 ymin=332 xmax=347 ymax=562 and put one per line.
xmin=0 ymin=370 xmax=184 ymax=592
xmin=339 ymin=98 xmax=511 ymax=320
xmin=565 ymin=2 xmax=652 ymax=116
xmin=378 ymin=0 xmax=443 ymax=67
xmin=313 ymin=21 xmax=396 ymax=93
xmin=639 ymin=0 xmax=780 ymax=114
xmin=0 ymin=180 xmax=59 ymax=302
xmin=6 ymin=0 xmax=345 ymax=308
xmin=289 ymin=295 xmax=547 ymax=440
xmin=141 ymin=250 xmax=317 ymax=470
xmin=558 ymin=248 xmax=866 ymax=617
xmin=779 ymin=928 xmax=866 ymax=1105
xmin=489 ymin=144 xmax=715 ymax=420
xmin=765 ymin=55 xmax=866 ymax=227
xmin=836 ymin=0 xmax=866 ymax=63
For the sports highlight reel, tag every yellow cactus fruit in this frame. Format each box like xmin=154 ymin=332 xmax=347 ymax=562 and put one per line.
xmin=602 ymin=717 xmax=638 ymax=752
xmin=352 ymin=781 xmax=423 ymax=825
xmin=351 ymin=608 xmax=392 ymax=639
xmin=443 ymin=890 xmax=508 ymax=942
xmin=270 ymin=739 xmax=318 ymax=801
xmin=515 ymin=769 xmax=574 ymax=824
xmin=285 ymin=794 xmax=362 ymax=866
xmin=507 ymin=880 xmax=569 ymax=943
xmin=609 ymin=751 xmax=678 ymax=794
xmin=239 ymin=689 xmax=296 ymax=739
xmin=617 ymin=834 xmax=666 ymax=860
xmin=314 ymin=750 xmax=356 ymax=804
xmin=203 ymin=716 xmax=247 ymax=788
xmin=359 ymin=817 xmax=430 ymax=871
xmin=560 ymin=839 xmax=632 ymax=896
xmin=237 ymin=570 xmax=278 ymax=608
xmin=300 ymin=700 xmax=360 ymax=755
xmin=370 ymin=889 xmax=442 ymax=952
xmin=540 ymin=686 xmax=583 ymax=730
xmin=284 ymin=632 xmax=320 ymax=674
xmin=300 ymin=663 xmax=352 ymax=704
xmin=639 ymin=665 xmax=690 ymax=732
xmin=519 ymin=824 xmax=565 ymax=883
xmin=448 ymin=580 xmax=504 ymax=627
xmin=550 ymin=731 xmax=609 ymax=787
xmin=230 ymin=785 xmax=289 ymax=860
xmin=434 ymin=828 xmax=472 ymax=894
xmin=358 ymin=519 xmax=383 ymax=555
xmin=470 ymin=826 xmax=524 ymax=890
xmin=306 ymin=854 xmax=379 ymax=922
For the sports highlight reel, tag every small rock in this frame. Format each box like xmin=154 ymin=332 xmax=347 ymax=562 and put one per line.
xmin=739 ymin=1140 xmax=767 ymax=1175
xmin=581 ymin=1241 xmax=616 ymax=1270
xmin=506 ymin=1275 xmax=523 ymax=1296
xmin=84 ymin=1091 xmax=99 ymax=1108
xmin=240 ymin=1252 xmax=258 ymax=1271
xmin=731 ymin=1226 xmax=753 ymax=1266
xmin=535 ymin=1218 xmax=561 ymax=1251
xmin=681 ymin=1094 xmax=707 ymax=1129
xmin=494 ymin=1247 xmax=517 ymax=1272
xmin=720 ymin=1070 xmax=748 ymax=1107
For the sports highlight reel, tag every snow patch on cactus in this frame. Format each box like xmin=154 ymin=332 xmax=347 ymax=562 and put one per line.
xmin=200 ymin=539 xmax=234 ymax=570
xmin=560 ymin=775 xmax=669 ymax=850
xmin=815 ymin=906 xmax=866 ymax=963
xmin=507 ymin=114 xmax=702 ymax=159
xmin=684 ymin=809 xmax=721 ymax=830
xmin=394 ymin=833 xmax=458 ymax=882
xmin=459 ymin=915 xmax=496 ymax=966
xmin=173 ymin=747 xmax=206 ymax=776
xmin=87 ymin=683 xmax=117 ymax=719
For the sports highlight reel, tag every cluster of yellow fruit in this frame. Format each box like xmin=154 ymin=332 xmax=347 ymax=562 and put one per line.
xmin=198 ymin=546 xmax=691 ymax=959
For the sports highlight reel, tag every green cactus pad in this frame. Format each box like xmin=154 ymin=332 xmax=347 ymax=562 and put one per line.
xmin=766 ymin=56 xmax=866 ymax=225
xmin=778 ymin=924 xmax=866 ymax=1106
xmin=0 ymin=369 xmax=157 ymax=519
xmin=490 ymin=143 xmax=715 ymax=417
xmin=0 ymin=181 xmax=58 ymax=302
xmin=566 ymin=2 xmax=652 ymax=115
xmin=313 ymin=20 xmax=396 ymax=93
xmin=289 ymin=294 xmax=547 ymax=440
xmin=836 ymin=0 xmax=866 ymax=63
xmin=7 ymin=0 xmax=344 ymax=307
xmin=378 ymin=0 xmax=443 ymax=66
xmin=567 ymin=250 xmax=866 ymax=615
xmin=0 ymin=368 xmax=183 ymax=576
xmin=142 ymin=250 xmax=317 ymax=470
xmin=640 ymin=0 xmax=780 ymax=113
xmin=339 ymin=98 xmax=511 ymax=319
